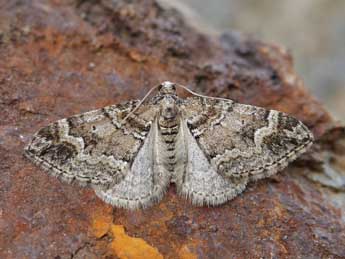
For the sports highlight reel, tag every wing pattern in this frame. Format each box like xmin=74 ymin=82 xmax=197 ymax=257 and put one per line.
xmin=25 ymin=82 xmax=314 ymax=209
xmin=25 ymin=100 xmax=158 ymax=187
xmin=181 ymin=97 xmax=314 ymax=182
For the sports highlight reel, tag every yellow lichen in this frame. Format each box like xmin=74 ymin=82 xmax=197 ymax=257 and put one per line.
xmin=91 ymin=211 xmax=163 ymax=259
xmin=109 ymin=225 xmax=163 ymax=259
xmin=92 ymin=208 xmax=113 ymax=238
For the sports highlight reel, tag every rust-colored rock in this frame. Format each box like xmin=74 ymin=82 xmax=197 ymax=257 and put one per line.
xmin=1 ymin=0 xmax=345 ymax=258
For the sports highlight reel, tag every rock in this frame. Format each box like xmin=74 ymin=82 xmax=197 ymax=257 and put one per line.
xmin=1 ymin=0 xmax=345 ymax=258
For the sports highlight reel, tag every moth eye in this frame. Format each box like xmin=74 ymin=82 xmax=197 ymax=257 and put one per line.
xmin=92 ymin=125 xmax=96 ymax=131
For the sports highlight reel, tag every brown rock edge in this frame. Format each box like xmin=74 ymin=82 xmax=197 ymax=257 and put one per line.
xmin=1 ymin=0 xmax=345 ymax=258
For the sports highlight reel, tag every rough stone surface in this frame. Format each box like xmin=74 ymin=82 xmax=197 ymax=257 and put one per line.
xmin=1 ymin=0 xmax=345 ymax=258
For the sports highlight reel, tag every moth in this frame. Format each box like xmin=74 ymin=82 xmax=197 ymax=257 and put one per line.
xmin=25 ymin=81 xmax=314 ymax=209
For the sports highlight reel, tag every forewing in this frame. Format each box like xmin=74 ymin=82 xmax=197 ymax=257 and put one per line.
xmin=181 ymin=97 xmax=314 ymax=181
xmin=24 ymin=100 xmax=158 ymax=187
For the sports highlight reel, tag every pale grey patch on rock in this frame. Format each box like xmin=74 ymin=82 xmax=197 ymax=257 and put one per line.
xmin=24 ymin=81 xmax=314 ymax=209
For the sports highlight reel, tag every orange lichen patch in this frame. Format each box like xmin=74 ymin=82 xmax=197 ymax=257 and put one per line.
xmin=91 ymin=210 xmax=163 ymax=258
xmin=109 ymin=225 xmax=163 ymax=259
xmin=178 ymin=244 xmax=197 ymax=259
xmin=91 ymin=207 xmax=113 ymax=238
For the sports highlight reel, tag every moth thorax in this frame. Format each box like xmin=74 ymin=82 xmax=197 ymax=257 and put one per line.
xmin=159 ymin=96 xmax=178 ymax=120
xmin=158 ymin=97 xmax=180 ymax=151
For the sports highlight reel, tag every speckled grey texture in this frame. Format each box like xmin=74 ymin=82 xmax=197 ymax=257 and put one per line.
xmin=25 ymin=82 xmax=314 ymax=209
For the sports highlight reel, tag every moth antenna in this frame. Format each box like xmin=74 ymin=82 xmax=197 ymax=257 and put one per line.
xmin=120 ymin=83 xmax=161 ymax=124
xmin=176 ymin=83 xmax=233 ymax=102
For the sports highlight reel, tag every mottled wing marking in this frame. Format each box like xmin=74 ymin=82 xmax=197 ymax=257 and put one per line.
xmin=95 ymin=118 xmax=170 ymax=209
xmin=25 ymin=81 xmax=315 ymax=210
xmin=186 ymin=98 xmax=232 ymax=138
xmin=181 ymin=97 xmax=314 ymax=182
xmin=24 ymin=101 xmax=158 ymax=187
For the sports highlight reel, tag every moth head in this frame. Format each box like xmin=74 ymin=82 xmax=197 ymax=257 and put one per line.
xmin=160 ymin=96 xmax=178 ymax=119
xmin=158 ymin=81 xmax=176 ymax=95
